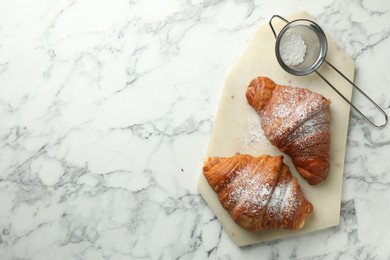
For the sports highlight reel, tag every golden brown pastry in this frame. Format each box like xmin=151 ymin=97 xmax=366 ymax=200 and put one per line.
xmin=246 ymin=76 xmax=331 ymax=185
xmin=203 ymin=154 xmax=313 ymax=231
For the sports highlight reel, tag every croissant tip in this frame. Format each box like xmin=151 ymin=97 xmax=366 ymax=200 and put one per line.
xmin=248 ymin=76 xmax=275 ymax=90
xmin=246 ymin=76 xmax=276 ymax=111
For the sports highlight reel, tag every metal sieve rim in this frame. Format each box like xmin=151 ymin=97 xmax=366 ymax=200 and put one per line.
xmin=275 ymin=19 xmax=328 ymax=76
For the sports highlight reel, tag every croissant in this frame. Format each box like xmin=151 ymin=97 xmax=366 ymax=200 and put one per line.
xmin=203 ymin=154 xmax=313 ymax=231
xmin=246 ymin=77 xmax=331 ymax=185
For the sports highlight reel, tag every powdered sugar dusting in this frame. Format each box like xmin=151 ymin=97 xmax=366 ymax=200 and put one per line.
xmin=226 ymin=168 xmax=254 ymax=206
xmin=266 ymin=181 xmax=299 ymax=221
xmin=261 ymin=86 xmax=328 ymax=146
xmin=238 ymin=110 xmax=270 ymax=151
xmin=283 ymin=108 xmax=329 ymax=151
xmin=267 ymin=182 xmax=286 ymax=212
xmin=280 ymin=30 xmax=307 ymax=66
xmin=279 ymin=181 xmax=299 ymax=218
xmin=225 ymin=165 xmax=269 ymax=209
xmin=225 ymin=162 xmax=300 ymax=224
xmin=246 ymin=182 xmax=272 ymax=214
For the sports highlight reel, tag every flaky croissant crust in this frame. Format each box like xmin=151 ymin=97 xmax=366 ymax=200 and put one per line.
xmin=203 ymin=154 xmax=313 ymax=231
xmin=246 ymin=76 xmax=331 ymax=185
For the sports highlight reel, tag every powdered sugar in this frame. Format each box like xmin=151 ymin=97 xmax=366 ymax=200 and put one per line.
xmin=226 ymin=168 xmax=254 ymax=206
xmin=248 ymin=183 xmax=272 ymax=213
xmin=278 ymin=181 xmax=299 ymax=216
xmin=280 ymin=30 xmax=307 ymax=66
xmin=260 ymin=86 xmax=328 ymax=146
xmin=224 ymin=162 xmax=299 ymax=220
xmin=238 ymin=110 xmax=269 ymax=151
xmin=266 ymin=182 xmax=286 ymax=211
xmin=283 ymin=108 xmax=329 ymax=151
xmin=225 ymin=166 xmax=269 ymax=209
xmin=267 ymin=181 xmax=299 ymax=220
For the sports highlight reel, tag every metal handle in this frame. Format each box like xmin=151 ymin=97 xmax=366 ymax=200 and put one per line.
xmin=317 ymin=60 xmax=388 ymax=128
xmin=269 ymin=14 xmax=388 ymax=128
xmin=269 ymin=15 xmax=289 ymax=38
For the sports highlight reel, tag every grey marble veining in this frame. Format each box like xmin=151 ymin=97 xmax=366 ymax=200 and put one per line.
xmin=1 ymin=0 xmax=390 ymax=259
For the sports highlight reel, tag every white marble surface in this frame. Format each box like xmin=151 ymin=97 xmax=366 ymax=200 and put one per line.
xmin=0 ymin=0 xmax=389 ymax=259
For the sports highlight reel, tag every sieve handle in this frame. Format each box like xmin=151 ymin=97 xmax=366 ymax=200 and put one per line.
xmin=269 ymin=15 xmax=289 ymax=38
xmin=316 ymin=62 xmax=388 ymax=128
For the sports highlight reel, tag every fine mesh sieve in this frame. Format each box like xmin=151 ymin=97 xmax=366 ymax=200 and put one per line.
xmin=269 ymin=15 xmax=388 ymax=128
xmin=275 ymin=19 xmax=327 ymax=76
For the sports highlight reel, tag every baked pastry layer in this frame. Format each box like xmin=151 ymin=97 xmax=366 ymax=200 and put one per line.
xmin=246 ymin=77 xmax=331 ymax=185
xmin=203 ymin=154 xmax=313 ymax=231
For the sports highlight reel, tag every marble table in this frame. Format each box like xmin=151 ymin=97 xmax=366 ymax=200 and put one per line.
xmin=1 ymin=0 xmax=389 ymax=259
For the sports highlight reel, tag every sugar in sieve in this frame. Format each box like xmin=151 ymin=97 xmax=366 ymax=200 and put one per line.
xmin=269 ymin=15 xmax=388 ymax=128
